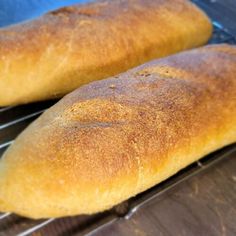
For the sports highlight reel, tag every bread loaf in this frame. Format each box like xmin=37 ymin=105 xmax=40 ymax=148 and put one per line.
xmin=1 ymin=44 xmax=235 ymax=219
xmin=0 ymin=0 xmax=212 ymax=106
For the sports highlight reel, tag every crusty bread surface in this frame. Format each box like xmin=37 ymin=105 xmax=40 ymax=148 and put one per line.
xmin=0 ymin=0 xmax=212 ymax=106
xmin=0 ymin=44 xmax=235 ymax=219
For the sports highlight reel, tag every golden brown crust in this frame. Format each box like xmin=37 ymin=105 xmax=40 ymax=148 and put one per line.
xmin=0 ymin=44 xmax=235 ymax=219
xmin=0 ymin=0 xmax=212 ymax=106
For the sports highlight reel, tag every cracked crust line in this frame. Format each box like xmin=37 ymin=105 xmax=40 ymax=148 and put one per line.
xmin=135 ymin=152 xmax=142 ymax=193
xmin=48 ymin=29 xmax=75 ymax=79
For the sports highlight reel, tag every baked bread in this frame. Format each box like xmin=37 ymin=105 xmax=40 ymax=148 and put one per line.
xmin=1 ymin=44 xmax=235 ymax=219
xmin=0 ymin=0 xmax=212 ymax=106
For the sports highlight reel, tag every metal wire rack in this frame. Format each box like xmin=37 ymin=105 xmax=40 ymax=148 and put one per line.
xmin=0 ymin=2 xmax=236 ymax=235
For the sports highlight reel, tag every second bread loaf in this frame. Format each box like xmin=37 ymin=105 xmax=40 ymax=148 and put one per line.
xmin=0 ymin=0 xmax=212 ymax=106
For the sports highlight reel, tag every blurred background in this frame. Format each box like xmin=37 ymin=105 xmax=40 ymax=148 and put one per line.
xmin=0 ymin=0 xmax=236 ymax=36
xmin=0 ymin=0 xmax=90 ymax=27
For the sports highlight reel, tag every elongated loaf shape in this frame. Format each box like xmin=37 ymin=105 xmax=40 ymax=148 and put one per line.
xmin=0 ymin=0 xmax=212 ymax=106
xmin=0 ymin=44 xmax=235 ymax=219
